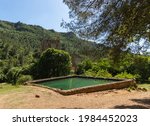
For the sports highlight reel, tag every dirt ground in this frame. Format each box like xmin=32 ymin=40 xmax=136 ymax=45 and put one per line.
xmin=0 ymin=86 xmax=149 ymax=109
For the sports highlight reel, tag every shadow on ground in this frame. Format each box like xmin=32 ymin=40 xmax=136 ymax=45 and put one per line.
xmin=131 ymin=98 xmax=150 ymax=106
xmin=114 ymin=105 xmax=148 ymax=109
xmin=114 ymin=97 xmax=150 ymax=109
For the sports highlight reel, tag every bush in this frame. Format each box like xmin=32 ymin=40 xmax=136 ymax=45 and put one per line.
xmin=76 ymin=63 xmax=85 ymax=75
xmin=91 ymin=59 xmax=111 ymax=73
xmin=6 ymin=67 xmax=22 ymax=84
xmin=36 ymin=48 xmax=71 ymax=79
xmin=17 ymin=75 xmax=32 ymax=84
xmin=76 ymin=59 xmax=92 ymax=75
xmin=21 ymin=64 xmax=33 ymax=75
xmin=127 ymin=56 xmax=150 ymax=81
xmin=96 ymin=69 xmax=112 ymax=78
xmin=97 ymin=59 xmax=111 ymax=70
xmin=0 ymin=70 xmax=6 ymax=82
xmin=82 ymin=59 xmax=92 ymax=71
xmin=70 ymin=69 xmax=75 ymax=75
xmin=114 ymin=71 xmax=139 ymax=79
xmin=85 ymin=69 xmax=97 ymax=77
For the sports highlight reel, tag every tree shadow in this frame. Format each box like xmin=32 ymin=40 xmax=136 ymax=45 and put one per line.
xmin=60 ymin=107 xmax=84 ymax=109
xmin=131 ymin=98 xmax=150 ymax=106
xmin=114 ymin=98 xmax=150 ymax=109
xmin=114 ymin=105 xmax=148 ymax=109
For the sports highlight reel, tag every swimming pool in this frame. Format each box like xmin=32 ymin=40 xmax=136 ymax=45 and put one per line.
xmin=27 ymin=76 xmax=135 ymax=95
xmin=39 ymin=77 xmax=115 ymax=90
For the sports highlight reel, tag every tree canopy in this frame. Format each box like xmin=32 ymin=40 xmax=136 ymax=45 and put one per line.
xmin=63 ymin=0 xmax=150 ymax=53
xmin=35 ymin=48 xmax=71 ymax=79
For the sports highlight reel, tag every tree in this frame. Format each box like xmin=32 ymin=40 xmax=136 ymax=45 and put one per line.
xmin=127 ymin=56 xmax=150 ymax=81
xmin=6 ymin=67 xmax=21 ymax=84
xmin=36 ymin=48 xmax=71 ymax=79
xmin=63 ymin=0 xmax=150 ymax=56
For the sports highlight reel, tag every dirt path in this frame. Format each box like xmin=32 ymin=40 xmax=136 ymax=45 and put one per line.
xmin=0 ymin=86 xmax=149 ymax=109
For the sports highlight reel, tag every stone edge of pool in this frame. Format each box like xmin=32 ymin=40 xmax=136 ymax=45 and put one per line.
xmin=25 ymin=75 xmax=136 ymax=95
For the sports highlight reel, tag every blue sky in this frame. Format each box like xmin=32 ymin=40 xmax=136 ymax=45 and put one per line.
xmin=0 ymin=0 xmax=70 ymax=32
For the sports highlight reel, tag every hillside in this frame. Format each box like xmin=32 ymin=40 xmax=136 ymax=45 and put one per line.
xmin=0 ymin=20 xmax=150 ymax=83
xmin=0 ymin=20 xmax=105 ymax=61
xmin=0 ymin=20 xmax=108 ymax=82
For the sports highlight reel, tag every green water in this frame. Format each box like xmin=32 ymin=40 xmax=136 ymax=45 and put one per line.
xmin=39 ymin=77 xmax=114 ymax=90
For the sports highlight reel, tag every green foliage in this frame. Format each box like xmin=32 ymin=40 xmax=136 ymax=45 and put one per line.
xmin=114 ymin=72 xmax=139 ymax=79
xmin=21 ymin=64 xmax=34 ymax=75
xmin=92 ymin=59 xmax=116 ymax=74
xmin=76 ymin=64 xmax=85 ymax=75
xmin=36 ymin=48 xmax=71 ymax=79
xmin=0 ymin=84 xmax=23 ymax=94
xmin=96 ymin=69 xmax=112 ymax=78
xmin=70 ymin=69 xmax=75 ymax=75
xmin=85 ymin=69 xmax=112 ymax=78
xmin=127 ymin=86 xmax=137 ymax=92
xmin=127 ymin=56 xmax=150 ymax=81
xmin=0 ymin=20 xmax=150 ymax=83
xmin=63 ymin=0 xmax=150 ymax=58
xmin=96 ymin=59 xmax=111 ymax=70
xmin=85 ymin=69 xmax=97 ymax=77
xmin=82 ymin=59 xmax=92 ymax=71
xmin=6 ymin=67 xmax=22 ymax=84
xmin=0 ymin=20 xmax=103 ymax=62
xmin=0 ymin=70 xmax=6 ymax=82
xmin=82 ymin=60 xmax=113 ymax=78
xmin=17 ymin=75 xmax=32 ymax=84
xmin=0 ymin=20 xmax=105 ymax=82
xmin=76 ymin=59 xmax=92 ymax=74
xmin=138 ymin=84 xmax=150 ymax=91
xmin=76 ymin=56 xmax=150 ymax=82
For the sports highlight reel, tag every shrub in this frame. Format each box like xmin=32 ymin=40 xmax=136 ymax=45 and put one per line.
xmin=6 ymin=67 xmax=22 ymax=84
xmin=114 ymin=71 xmax=140 ymax=79
xmin=127 ymin=56 xmax=150 ymax=81
xmin=76 ymin=59 xmax=92 ymax=75
xmin=91 ymin=63 xmax=100 ymax=73
xmin=97 ymin=59 xmax=111 ymax=70
xmin=96 ymin=69 xmax=112 ymax=78
xmin=91 ymin=59 xmax=111 ymax=73
xmin=76 ymin=63 xmax=85 ymax=75
xmin=36 ymin=48 xmax=71 ymax=79
xmin=21 ymin=64 xmax=33 ymax=75
xmin=82 ymin=59 xmax=92 ymax=71
xmin=17 ymin=75 xmax=32 ymax=84
xmin=85 ymin=69 xmax=97 ymax=77
xmin=70 ymin=69 xmax=75 ymax=75
xmin=0 ymin=71 xmax=6 ymax=82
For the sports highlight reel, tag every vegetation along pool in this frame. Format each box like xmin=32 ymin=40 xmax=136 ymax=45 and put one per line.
xmin=39 ymin=77 xmax=115 ymax=90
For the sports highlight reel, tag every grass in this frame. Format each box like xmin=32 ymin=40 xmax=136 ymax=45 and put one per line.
xmin=138 ymin=83 xmax=150 ymax=90
xmin=0 ymin=83 xmax=25 ymax=94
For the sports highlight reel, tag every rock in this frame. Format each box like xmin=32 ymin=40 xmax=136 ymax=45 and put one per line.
xmin=35 ymin=95 xmax=40 ymax=98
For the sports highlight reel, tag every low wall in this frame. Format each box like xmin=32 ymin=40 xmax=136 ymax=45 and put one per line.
xmin=26 ymin=76 xmax=136 ymax=95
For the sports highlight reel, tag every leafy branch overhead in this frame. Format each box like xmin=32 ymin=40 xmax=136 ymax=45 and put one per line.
xmin=63 ymin=0 xmax=150 ymax=51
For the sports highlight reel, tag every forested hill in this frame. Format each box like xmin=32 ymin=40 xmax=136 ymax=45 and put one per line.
xmin=1 ymin=20 xmax=150 ymax=83
xmin=0 ymin=20 xmax=109 ymax=82
xmin=0 ymin=20 xmax=106 ymax=62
